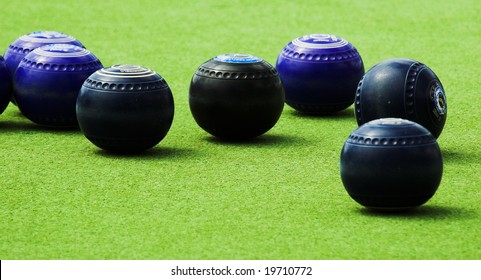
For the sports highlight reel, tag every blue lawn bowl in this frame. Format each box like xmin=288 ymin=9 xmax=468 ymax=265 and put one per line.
xmin=276 ymin=34 xmax=364 ymax=114
xmin=4 ymin=30 xmax=84 ymax=76
xmin=14 ymin=44 xmax=102 ymax=127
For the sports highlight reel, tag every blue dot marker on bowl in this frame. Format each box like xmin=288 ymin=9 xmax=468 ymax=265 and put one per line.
xmin=214 ymin=53 xmax=262 ymax=63
xmin=34 ymin=44 xmax=90 ymax=57
xmin=22 ymin=31 xmax=76 ymax=43
xmin=292 ymin=34 xmax=349 ymax=49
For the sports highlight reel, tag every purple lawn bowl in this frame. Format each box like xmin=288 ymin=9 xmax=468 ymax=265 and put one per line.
xmin=14 ymin=44 xmax=102 ymax=127
xmin=276 ymin=34 xmax=364 ymax=115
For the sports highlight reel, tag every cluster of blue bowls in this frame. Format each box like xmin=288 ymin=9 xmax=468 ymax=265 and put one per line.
xmin=0 ymin=31 xmax=448 ymax=211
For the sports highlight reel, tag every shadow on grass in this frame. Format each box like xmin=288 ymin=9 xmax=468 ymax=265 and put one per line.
xmin=0 ymin=119 xmax=81 ymax=135
xmin=1 ymin=107 xmax=81 ymax=133
xmin=287 ymin=107 xmax=355 ymax=120
xmin=441 ymin=148 xmax=481 ymax=164
xmin=93 ymin=146 xmax=197 ymax=160
xmin=204 ymin=133 xmax=308 ymax=147
xmin=357 ymin=205 xmax=474 ymax=220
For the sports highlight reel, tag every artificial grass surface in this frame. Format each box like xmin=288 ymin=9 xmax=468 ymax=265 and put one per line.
xmin=1 ymin=0 xmax=480 ymax=259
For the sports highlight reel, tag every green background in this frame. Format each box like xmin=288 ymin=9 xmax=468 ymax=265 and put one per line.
xmin=1 ymin=0 xmax=480 ymax=259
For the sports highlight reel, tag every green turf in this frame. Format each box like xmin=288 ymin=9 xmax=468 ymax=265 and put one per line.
xmin=1 ymin=0 xmax=480 ymax=260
